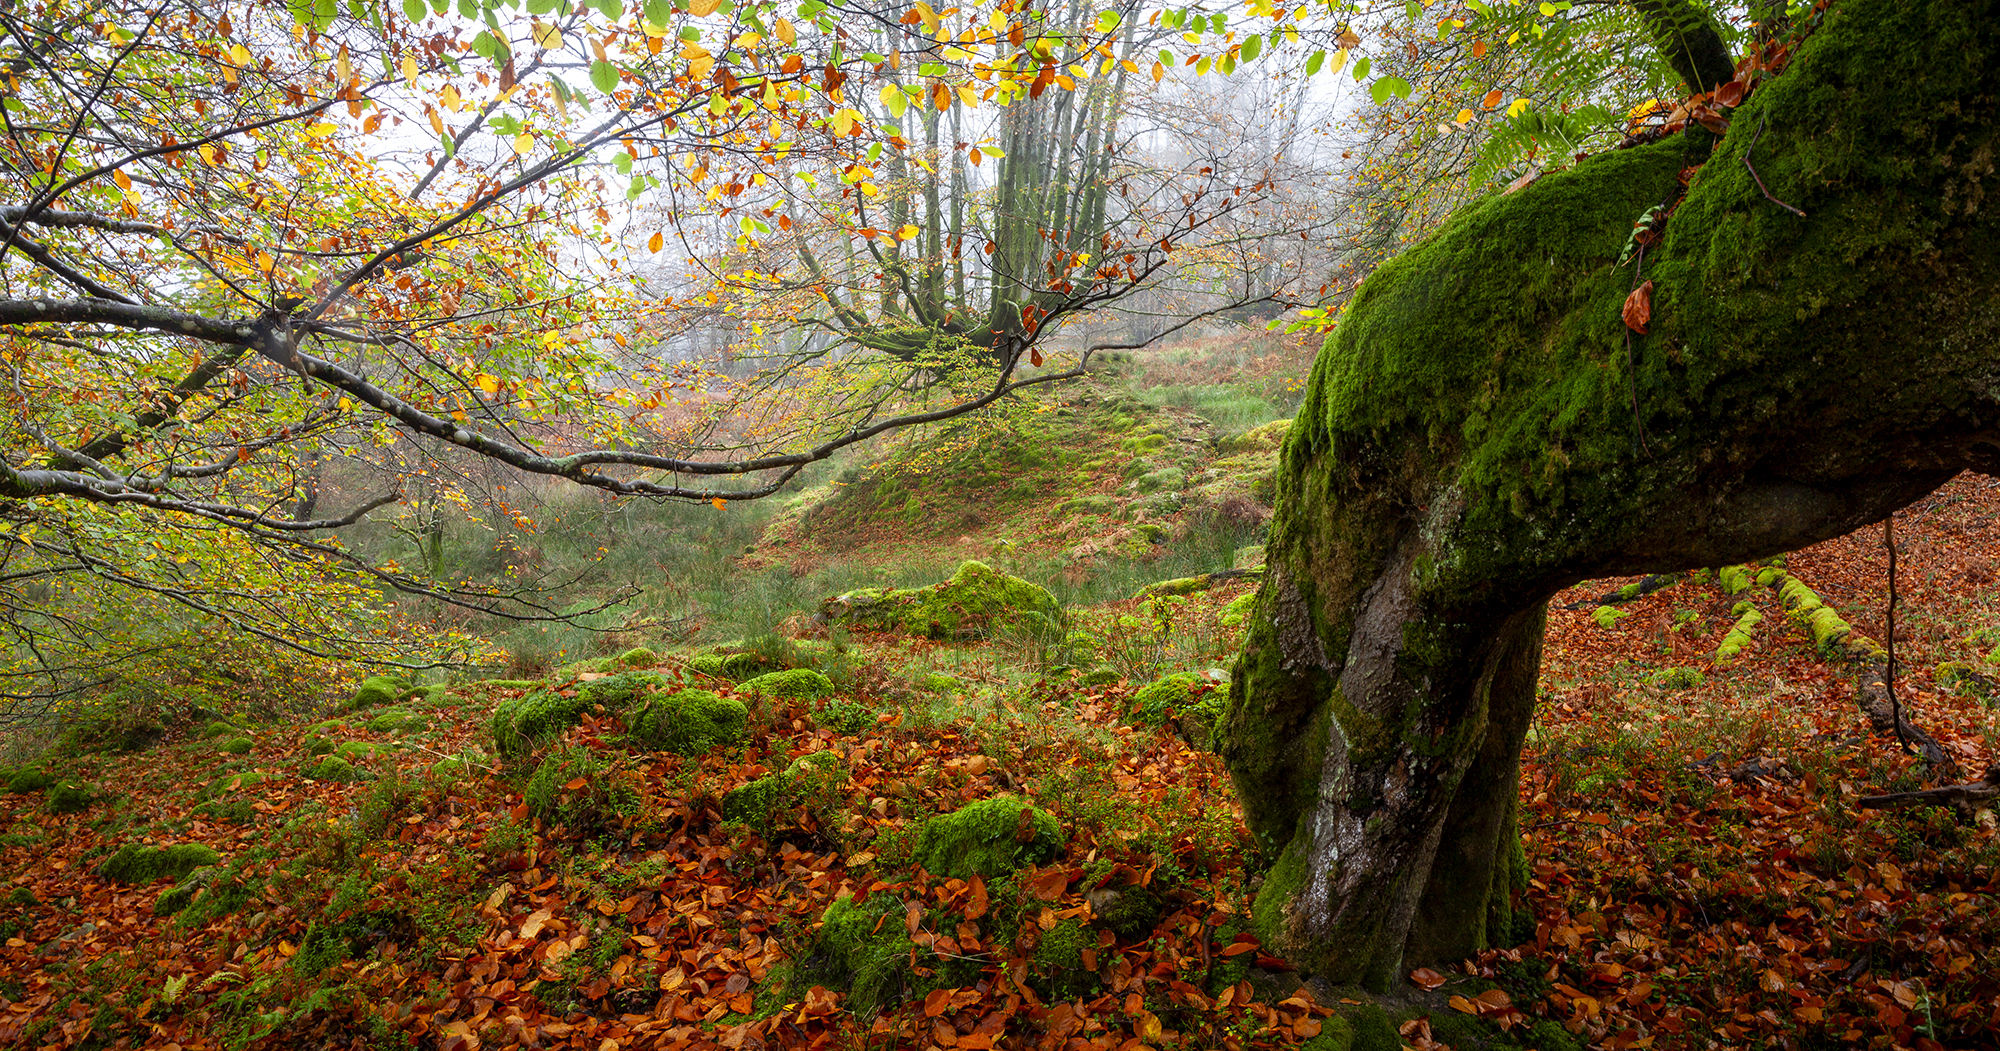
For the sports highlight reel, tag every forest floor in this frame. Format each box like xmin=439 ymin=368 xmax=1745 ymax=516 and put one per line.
xmin=0 ymin=463 xmax=1995 ymax=1050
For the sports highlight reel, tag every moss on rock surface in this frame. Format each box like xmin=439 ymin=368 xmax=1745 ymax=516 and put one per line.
xmin=100 ymin=843 xmax=220 ymax=884
xmin=490 ymin=671 xmax=669 ymax=759
xmin=916 ymin=795 xmax=1064 ymax=879
xmin=344 ymin=674 xmax=412 ymax=712
xmin=722 ymin=751 xmax=847 ymax=831
xmin=625 ymin=689 xmax=748 ymax=756
xmin=46 ymin=781 xmax=99 ymax=814
xmin=6 ymin=767 xmax=55 ymax=794
xmin=302 ymin=756 xmax=363 ymax=781
xmin=821 ymin=561 xmax=1061 ymax=641
xmin=219 ymin=736 xmax=254 ymax=755
xmin=741 ymin=668 xmax=834 ymax=699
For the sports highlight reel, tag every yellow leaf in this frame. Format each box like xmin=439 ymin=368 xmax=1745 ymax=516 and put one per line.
xmin=112 ymin=169 xmax=131 ymax=190
xmin=1455 ymin=108 xmax=1474 ymax=124
xmin=648 ymin=231 xmax=664 ymax=253
xmin=957 ymin=82 xmax=978 ymax=108
xmin=1151 ymin=61 xmax=1164 ymax=83
xmin=831 ymin=108 xmax=856 ymax=136
xmin=428 ymin=109 xmax=445 ymax=136
xmin=1506 ymin=97 xmax=1532 ymax=118
xmin=1054 ymin=74 xmax=1075 ymax=90
xmin=859 ymin=181 xmax=879 ymax=197
xmin=337 ymin=44 xmax=351 ymax=83
xmin=401 ymin=52 xmax=419 ymax=82
xmin=338 ymin=397 xmax=353 ymax=411
xmin=198 ymin=144 xmax=217 ymax=164
xmin=123 ymin=189 xmax=141 ymax=209
xmin=229 ymin=43 xmax=252 ymax=66
xmin=711 ymin=497 xmax=727 ymax=510
xmin=475 ymin=373 xmax=500 ymax=395
xmin=532 ymin=22 xmax=562 ymax=50
xmin=254 ymin=250 xmax=274 ymax=274
xmin=774 ymin=18 xmax=796 ymax=45
xmin=512 ymin=133 xmax=533 ymax=154
xmin=689 ymin=53 xmax=714 ymax=78
xmin=898 ymin=224 xmax=919 ymax=240
xmin=442 ymin=84 xmax=461 ymax=110
xmin=307 ymin=121 xmax=338 ymax=139
xmin=688 ymin=0 xmax=719 ymax=15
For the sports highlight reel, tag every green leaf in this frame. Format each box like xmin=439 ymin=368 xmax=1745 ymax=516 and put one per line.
xmin=644 ymin=0 xmax=671 ymax=25
xmin=1369 ymin=75 xmax=1413 ymax=106
xmin=402 ymin=0 xmax=427 ymax=20
xmin=590 ymin=59 xmax=620 ymax=93
xmin=1209 ymin=12 xmax=1226 ymax=33
xmin=1407 ymin=0 xmax=1422 ymax=20
xmin=1466 ymin=0 xmax=1491 ymax=14
xmin=1240 ymin=34 xmax=1259 ymax=62
xmin=597 ymin=0 xmax=624 ymax=19
xmin=627 ymin=175 xmax=646 ymax=201
xmin=527 ymin=0 xmax=560 ymax=10
xmin=613 ymin=150 xmax=633 ymax=175
xmin=1304 ymin=49 xmax=1325 ymax=76
xmin=1353 ymin=56 xmax=1371 ymax=81
xmin=1095 ymin=10 xmax=1121 ymax=32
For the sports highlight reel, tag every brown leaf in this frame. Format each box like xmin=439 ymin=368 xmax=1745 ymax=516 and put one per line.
xmin=1028 ymin=865 xmax=1070 ymax=902
xmin=1716 ymin=79 xmax=1746 ymax=107
xmin=1447 ymin=994 xmax=1479 ymax=1015
xmin=1409 ymin=966 xmax=1447 ymax=990
xmin=965 ymin=874 xmax=988 ymax=920
xmin=1503 ymin=168 xmax=1541 ymax=195
xmin=1622 ymin=280 xmax=1654 ymax=334
xmin=924 ymin=987 xmax=954 ymax=1017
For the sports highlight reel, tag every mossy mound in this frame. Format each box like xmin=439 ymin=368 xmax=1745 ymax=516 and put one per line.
xmin=365 ymin=708 xmax=422 ymax=733
xmin=803 ymin=894 xmax=982 ymax=1015
xmin=302 ymin=756 xmax=363 ymax=782
xmin=1031 ymin=918 xmax=1102 ymax=999
xmin=616 ymin=646 xmax=658 ymax=668
xmin=303 ymin=735 xmax=336 ymax=756
xmin=625 ymin=688 xmax=748 ymax=756
xmin=686 ymin=644 xmax=788 ymax=681
xmin=741 ymin=668 xmax=834 ymax=699
xmin=813 ymin=700 xmax=877 ymax=736
xmin=524 ymin=747 xmax=638 ymax=830
xmin=915 ymin=795 xmax=1065 ymax=879
xmin=46 ymin=780 xmax=101 ymax=814
xmin=489 ymin=671 xmax=668 ymax=759
xmin=99 ymin=843 xmax=221 ymax=884
xmin=344 ymin=674 xmax=415 ymax=712
xmin=219 ymin=736 xmax=254 ymax=755
xmin=820 ymin=560 xmax=1062 ymax=641
xmin=5 ymin=767 xmax=56 ymax=794
xmin=1129 ymin=672 xmax=1228 ymax=742
xmin=199 ymin=720 xmax=238 ymax=740
xmin=723 ymin=752 xmax=848 ymax=831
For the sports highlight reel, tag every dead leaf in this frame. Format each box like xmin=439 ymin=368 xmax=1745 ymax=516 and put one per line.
xmin=1622 ymin=280 xmax=1654 ymax=334
xmin=1409 ymin=966 xmax=1447 ymax=990
xmin=519 ymin=909 xmax=551 ymax=940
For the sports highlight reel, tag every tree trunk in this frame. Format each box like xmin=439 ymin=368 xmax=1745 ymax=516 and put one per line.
xmin=1224 ymin=0 xmax=2000 ymax=988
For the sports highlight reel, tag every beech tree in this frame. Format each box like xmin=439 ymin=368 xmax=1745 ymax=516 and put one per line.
xmin=1224 ymin=0 xmax=2000 ymax=987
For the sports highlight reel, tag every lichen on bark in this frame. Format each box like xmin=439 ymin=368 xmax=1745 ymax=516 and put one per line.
xmin=1227 ymin=0 xmax=2000 ymax=988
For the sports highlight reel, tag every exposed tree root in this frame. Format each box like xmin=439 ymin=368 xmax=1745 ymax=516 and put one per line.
xmin=1558 ymin=572 xmax=1684 ymax=610
xmin=1857 ymin=764 xmax=2000 ymax=815
xmin=1766 ymin=570 xmax=1959 ymax=780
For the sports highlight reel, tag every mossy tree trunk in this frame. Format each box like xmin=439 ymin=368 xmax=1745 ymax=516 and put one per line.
xmin=1224 ymin=0 xmax=2000 ymax=988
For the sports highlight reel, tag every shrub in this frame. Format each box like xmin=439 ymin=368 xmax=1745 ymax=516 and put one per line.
xmin=100 ymin=843 xmax=221 ymax=884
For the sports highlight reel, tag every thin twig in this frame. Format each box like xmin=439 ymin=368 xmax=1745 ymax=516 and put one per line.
xmin=1743 ymin=114 xmax=1807 ymax=217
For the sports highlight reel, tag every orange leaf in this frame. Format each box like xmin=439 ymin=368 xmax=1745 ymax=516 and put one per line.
xmin=1409 ymin=966 xmax=1447 ymax=990
xmin=711 ymin=497 xmax=727 ymax=510
xmin=648 ymin=231 xmax=664 ymax=253
xmin=1028 ymin=865 xmax=1069 ymax=902
xmin=1481 ymin=88 xmax=1503 ymax=109
xmin=1221 ymin=939 xmax=1260 ymax=957
xmin=565 ymin=776 xmax=589 ymax=790
xmin=1472 ymin=40 xmax=1488 ymax=59
xmin=1030 ymin=348 xmax=1043 ymax=367
xmin=1622 ymin=280 xmax=1654 ymax=335
xmin=924 ymin=987 xmax=954 ymax=1017
xmin=965 ymin=874 xmax=988 ymax=920
xmin=1448 ymin=995 xmax=1479 ymax=1015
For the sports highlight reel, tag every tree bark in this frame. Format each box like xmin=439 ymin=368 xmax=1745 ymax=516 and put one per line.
xmin=1224 ymin=0 xmax=2000 ymax=988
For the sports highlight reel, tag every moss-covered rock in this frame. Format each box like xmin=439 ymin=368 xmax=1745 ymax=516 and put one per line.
xmin=46 ymin=780 xmax=100 ymax=814
xmin=1031 ymin=918 xmax=1101 ymax=999
xmin=219 ymin=736 xmax=254 ymax=755
xmin=334 ymin=740 xmax=383 ymax=762
xmin=5 ymin=767 xmax=56 ymax=794
xmin=302 ymin=756 xmax=363 ymax=781
xmin=303 ymin=735 xmax=336 ymax=756
xmin=1129 ymin=672 xmax=1228 ymax=745
xmin=523 ymin=747 xmax=637 ymax=830
xmin=625 ymin=688 xmax=748 ymax=756
xmin=99 ymin=843 xmax=221 ymax=884
xmin=821 ymin=560 xmax=1062 ymax=641
xmin=365 ymin=708 xmax=423 ymax=733
xmin=199 ymin=720 xmax=237 ymax=740
xmin=344 ymin=674 xmax=412 ymax=712
xmin=741 ymin=668 xmax=834 ymax=699
xmin=915 ymin=795 xmax=1065 ymax=879
xmin=616 ymin=646 xmax=658 ymax=668
xmin=490 ymin=671 xmax=667 ymax=759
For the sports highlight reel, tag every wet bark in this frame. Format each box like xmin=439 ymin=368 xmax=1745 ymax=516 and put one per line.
xmin=1225 ymin=0 xmax=2000 ymax=987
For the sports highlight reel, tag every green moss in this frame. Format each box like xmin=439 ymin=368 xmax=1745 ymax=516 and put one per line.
xmin=1716 ymin=602 xmax=1763 ymax=662
xmin=1220 ymin=591 xmax=1258 ymax=628
xmin=616 ymin=646 xmax=658 ymax=668
xmin=1031 ymin=918 xmax=1100 ymax=999
xmin=813 ymin=700 xmax=877 ymax=735
xmin=1133 ymin=467 xmax=1186 ymax=493
xmin=722 ymin=752 xmax=848 ymax=831
xmin=302 ymin=756 xmax=363 ymax=782
xmin=344 ymin=674 xmax=411 ymax=712
xmin=1651 ymin=667 xmax=1702 ymax=690
xmin=303 ymin=735 xmax=336 ymax=756
xmin=219 ymin=736 xmax=254 ymax=755
xmin=916 ymin=794 xmax=1065 ymax=879
xmin=1339 ymin=1001 xmax=1402 ymax=1051
xmin=1128 ymin=671 xmax=1227 ymax=737
xmin=199 ymin=720 xmax=237 ymax=739
xmin=491 ymin=672 xmax=671 ymax=760
xmin=1251 ymin=833 xmax=1310 ymax=949
xmin=1717 ymin=563 xmax=1754 ymax=594
xmin=823 ymin=560 xmax=1063 ymax=640
xmin=577 ymin=670 xmax=671 ymax=711
xmin=6 ymin=768 xmax=55 ymax=794
xmin=625 ymin=688 xmax=748 ymax=756
xmin=99 ymin=843 xmax=220 ymax=884
xmin=741 ymin=668 xmax=834 ymax=699
xmin=46 ymin=781 xmax=99 ymax=814
xmin=365 ymin=708 xmax=421 ymax=733
xmin=1298 ymin=1014 xmax=1356 ymax=1051
xmin=335 ymin=740 xmax=382 ymax=762
xmin=806 ymin=895 xmax=916 ymax=1015
xmin=524 ymin=747 xmax=637 ymax=830
xmin=1059 ymin=494 xmax=1118 ymax=515
xmin=1590 ymin=605 xmax=1628 ymax=629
